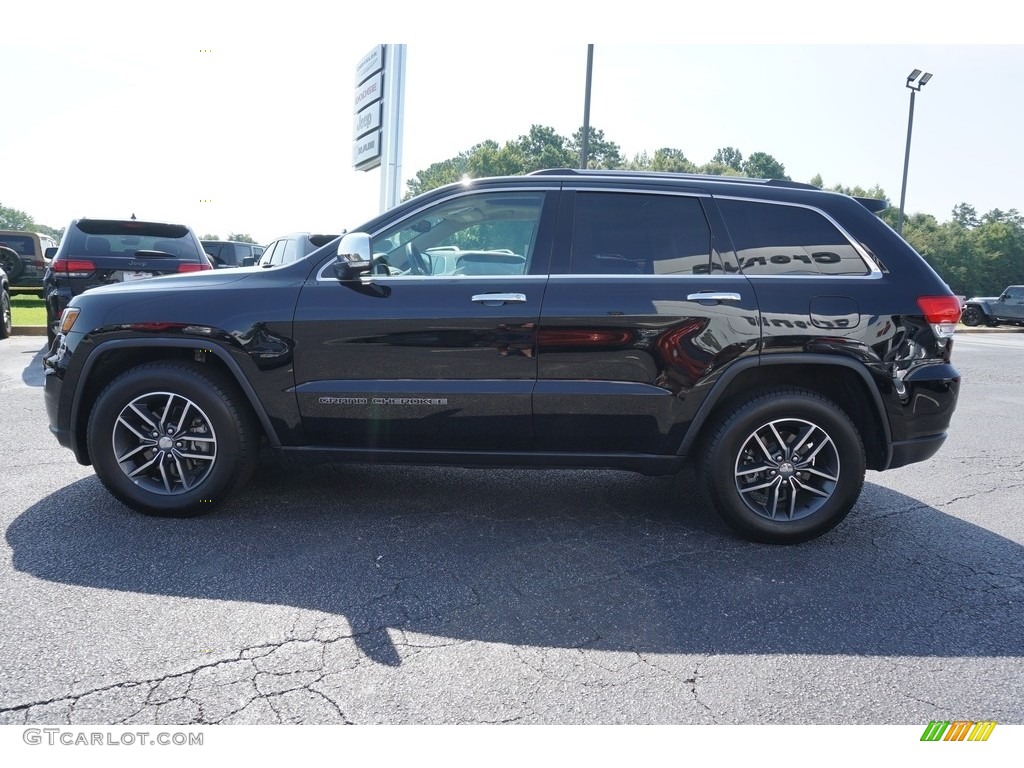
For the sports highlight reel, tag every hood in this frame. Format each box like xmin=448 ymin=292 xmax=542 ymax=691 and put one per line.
xmin=80 ymin=268 xmax=256 ymax=296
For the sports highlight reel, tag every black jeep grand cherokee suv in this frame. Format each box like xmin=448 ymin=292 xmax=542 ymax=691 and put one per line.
xmin=43 ymin=170 xmax=962 ymax=543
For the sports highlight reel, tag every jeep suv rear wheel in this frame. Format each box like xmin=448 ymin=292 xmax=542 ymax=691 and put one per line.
xmin=960 ymin=305 xmax=984 ymax=327
xmin=702 ymin=389 xmax=865 ymax=544
xmin=87 ymin=361 xmax=259 ymax=517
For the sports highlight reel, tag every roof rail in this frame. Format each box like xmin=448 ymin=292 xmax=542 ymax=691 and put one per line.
xmin=527 ymin=167 xmax=817 ymax=190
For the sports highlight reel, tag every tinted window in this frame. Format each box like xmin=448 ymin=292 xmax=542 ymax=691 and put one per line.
xmin=718 ymin=199 xmax=868 ymax=276
xmin=65 ymin=221 xmax=202 ymax=260
xmin=371 ymin=192 xmax=544 ymax=276
xmin=570 ymin=192 xmax=711 ymax=275
xmin=202 ymin=242 xmax=227 ymax=266
xmin=0 ymin=235 xmax=35 ymax=255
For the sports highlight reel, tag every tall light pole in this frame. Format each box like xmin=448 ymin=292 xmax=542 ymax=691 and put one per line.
xmin=897 ymin=69 xmax=932 ymax=235
xmin=580 ymin=44 xmax=593 ymax=169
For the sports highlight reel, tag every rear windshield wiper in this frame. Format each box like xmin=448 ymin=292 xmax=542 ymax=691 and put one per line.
xmin=132 ymin=250 xmax=178 ymax=258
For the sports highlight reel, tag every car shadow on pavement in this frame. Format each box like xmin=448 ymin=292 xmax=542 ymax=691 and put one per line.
xmin=20 ymin=340 xmax=47 ymax=388
xmin=8 ymin=461 xmax=1023 ymax=666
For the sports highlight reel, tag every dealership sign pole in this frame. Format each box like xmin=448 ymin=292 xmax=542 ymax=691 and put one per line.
xmin=353 ymin=44 xmax=407 ymax=213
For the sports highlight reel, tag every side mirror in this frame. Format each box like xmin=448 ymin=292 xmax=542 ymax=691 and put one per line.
xmin=333 ymin=232 xmax=372 ymax=281
xmin=44 ymin=247 xmax=58 ymax=260
xmin=241 ymin=257 xmax=255 ymax=267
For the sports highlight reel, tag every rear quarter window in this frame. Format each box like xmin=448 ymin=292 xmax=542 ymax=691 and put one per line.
xmin=717 ymin=199 xmax=870 ymax=276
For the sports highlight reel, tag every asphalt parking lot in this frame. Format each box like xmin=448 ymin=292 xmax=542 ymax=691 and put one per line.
xmin=0 ymin=331 xmax=1021 ymax=725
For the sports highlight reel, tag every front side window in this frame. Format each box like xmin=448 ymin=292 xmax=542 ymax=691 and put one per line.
xmin=569 ymin=192 xmax=712 ymax=275
xmin=370 ymin=192 xmax=545 ymax=277
xmin=717 ymin=199 xmax=869 ymax=276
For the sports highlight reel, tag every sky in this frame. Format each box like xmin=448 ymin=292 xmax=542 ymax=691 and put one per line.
xmin=3 ymin=2 xmax=1022 ymax=245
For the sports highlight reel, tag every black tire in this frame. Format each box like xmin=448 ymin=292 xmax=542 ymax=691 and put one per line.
xmin=0 ymin=247 xmax=24 ymax=282
xmin=86 ymin=361 xmax=260 ymax=517
xmin=0 ymin=287 xmax=11 ymax=339
xmin=960 ymin=305 xmax=984 ymax=327
xmin=700 ymin=389 xmax=865 ymax=544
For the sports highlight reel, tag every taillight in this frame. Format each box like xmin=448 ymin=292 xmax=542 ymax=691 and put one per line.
xmin=54 ymin=258 xmax=96 ymax=278
xmin=917 ymin=295 xmax=962 ymax=339
xmin=177 ymin=263 xmax=211 ymax=273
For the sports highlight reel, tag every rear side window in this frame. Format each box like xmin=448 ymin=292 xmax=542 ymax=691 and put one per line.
xmin=65 ymin=220 xmax=202 ymax=260
xmin=0 ymin=234 xmax=35 ymax=256
xmin=717 ymin=199 xmax=869 ymax=276
xmin=570 ymin=192 xmax=711 ymax=275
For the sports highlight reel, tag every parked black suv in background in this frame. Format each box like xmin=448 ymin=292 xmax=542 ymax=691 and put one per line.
xmin=43 ymin=170 xmax=962 ymax=543
xmin=201 ymin=240 xmax=265 ymax=268
xmin=43 ymin=218 xmax=212 ymax=344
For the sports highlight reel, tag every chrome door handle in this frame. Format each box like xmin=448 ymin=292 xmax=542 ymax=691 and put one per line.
xmin=686 ymin=292 xmax=742 ymax=303
xmin=472 ymin=293 xmax=527 ymax=304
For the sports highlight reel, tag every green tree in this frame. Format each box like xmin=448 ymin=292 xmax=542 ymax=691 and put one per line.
xmin=742 ymin=152 xmax=789 ymax=180
xmin=512 ymin=125 xmax=575 ymax=172
xmin=569 ymin=126 xmax=624 ymax=169
xmin=405 ymin=154 xmax=473 ymax=198
xmin=697 ymin=160 xmax=744 ymax=177
xmin=650 ymin=148 xmax=697 ymax=173
xmin=828 ymin=182 xmax=888 ymax=200
xmin=712 ymin=147 xmax=744 ymax=171
xmin=0 ymin=203 xmax=35 ymax=231
xmin=628 ymin=148 xmax=697 ymax=173
xmin=404 ymin=125 xmax=581 ymax=197
xmin=951 ymin=203 xmax=979 ymax=228
xmin=227 ymin=233 xmax=257 ymax=243
xmin=201 ymin=233 xmax=221 ymax=240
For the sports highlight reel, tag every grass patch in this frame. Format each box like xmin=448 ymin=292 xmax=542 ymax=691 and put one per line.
xmin=10 ymin=293 xmax=47 ymax=327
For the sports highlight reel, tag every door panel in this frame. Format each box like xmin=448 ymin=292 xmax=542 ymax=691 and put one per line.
xmin=291 ymin=188 xmax=558 ymax=451
xmin=535 ymin=190 xmax=761 ymax=455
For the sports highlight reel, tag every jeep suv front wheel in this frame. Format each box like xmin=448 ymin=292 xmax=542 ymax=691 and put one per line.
xmin=87 ymin=361 xmax=259 ymax=517
xmin=701 ymin=389 xmax=866 ymax=544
